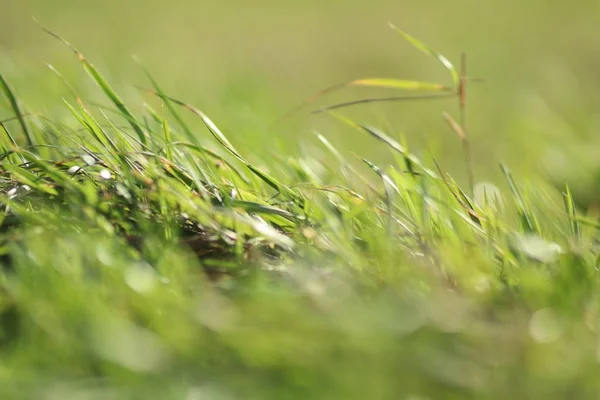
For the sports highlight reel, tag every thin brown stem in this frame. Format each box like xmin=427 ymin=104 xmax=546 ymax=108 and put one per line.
xmin=459 ymin=52 xmax=475 ymax=193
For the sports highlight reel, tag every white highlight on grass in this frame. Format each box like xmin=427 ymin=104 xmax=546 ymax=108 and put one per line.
xmin=124 ymin=262 xmax=157 ymax=294
xmin=529 ymin=308 xmax=564 ymax=343
xmin=81 ymin=154 xmax=96 ymax=166
xmin=7 ymin=185 xmax=31 ymax=199
xmin=91 ymin=317 xmax=169 ymax=372
xmin=100 ymin=169 xmax=112 ymax=180
xmin=516 ymin=234 xmax=563 ymax=263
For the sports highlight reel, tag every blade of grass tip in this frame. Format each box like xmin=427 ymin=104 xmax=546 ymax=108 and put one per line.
xmin=445 ymin=174 xmax=483 ymax=226
xmin=363 ymin=158 xmax=399 ymax=234
xmin=316 ymin=133 xmax=344 ymax=163
xmin=63 ymin=100 xmax=119 ymax=155
xmin=316 ymin=132 xmax=363 ymax=182
xmin=47 ymin=64 xmax=80 ymax=100
xmin=161 ymin=108 xmax=173 ymax=160
xmin=362 ymin=158 xmax=400 ymax=195
xmin=142 ymin=89 xmax=299 ymax=199
xmin=98 ymin=108 xmax=138 ymax=152
xmin=143 ymin=103 xmax=210 ymax=180
xmin=574 ymin=215 xmax=600 ymax=230
xmin=81 ymin=63 xmax=147 ymax=147
xmin=161 ymin=141 xmax=250 ymax=183
xmin=0 ymin=72 xmax=35 ymax=146
xmin=85 ymin=108 xmax=126 ymax=156
xmin=313 ymin=93 xmax=454 ymax=114
xmin=144 ymin=103 xmax=163 ymax=126
xmin=34 ymin=18 xmax=147 ymax=146
xmin=443 ymin=112 xmax=474 ymax=193
xmin=396 ymin=136 xmax=417 ymax=179
xmin=133 ymin=57 xmax=196 ymax=142
xmin=563 ymin=180 xmax=580 ymax=239
xmin=432 ymin=158 xmax=478 ymax=221
xmin=140 ymin=89 xmax=243 ymax=159
xmin=0 ymin=121 xmax=19 ymax=150
xmin=389 ymin=22 xmax=460 ymax=86
xmin=326 ymin=110 xmax=439 ymax=179
xmin=500 ymin=161 xmax=537 ymax=233
xmin=419 ymin=173 xmax=432 ymax=230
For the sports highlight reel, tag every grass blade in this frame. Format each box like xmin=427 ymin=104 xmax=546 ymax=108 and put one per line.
xmin=282 ymin=77 xmax=451 ymax=120
xmin=141 ymin=89 xmax=300 ymax=201
xmin=134 ymin=59 xmax=196 ymax=143
xmin=231 ymin=200 xmax=297 ymax=220
xmin=313 ymin=93 xmax=454 ymax=113
xmin=35 ymin=20 xmax=147 ymax=146
xmin=0 ymin=72 xmax=35 ymax=146
xmin=63 ymin=100 xmax=118 ymax=154
xmin=349 ymin=78 xmax=450 ymax=91
xmin=563 ymin=181 xmax=580 ymax=239
xmin=161 ymin=141 xmax=250 ymax=183
xmin=363 ymin=158 xmax=399 ymax=233
xmin=0 ymin=121 xmax=19 ymax=150
xmin=389 ymin=23 xmax=460 ymax=86
xmin=327 ymin=111 xmax=439 ymax=180
xmin=500 ymin=162 xmax=539 ymax=234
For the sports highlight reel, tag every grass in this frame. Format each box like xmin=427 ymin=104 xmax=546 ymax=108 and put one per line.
xmin=1 ymin=23 xmax=600 ymax=399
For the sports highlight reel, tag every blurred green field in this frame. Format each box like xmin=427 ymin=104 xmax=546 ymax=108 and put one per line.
xmin=2 ymin=1 xmax=600 ymax=399
xmin=3 ymin=0 xmax=600 ymax=178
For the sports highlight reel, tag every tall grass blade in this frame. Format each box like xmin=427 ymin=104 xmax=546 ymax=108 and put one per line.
xmin=35 ymin=20 xmax=147 ymax=145
xmin=47 ymin=64 xmax=80 ymax=100
xmin=0 ymin=72 xmax=35 ymax=146
xmin=389 ymin=23 xmax=460 ymax=86
xmin=327 ymin=111 xmax=438 ymax=179
xmin=0 ymin=122 xmax=19 ymax=149
xmin=313 ymin=93 xmax=453 ymax=113
xmin=134 ymin=59 xmax=196 ymax=142
xmin=349 ymin=78 xmax=450 ymax=91
xmin=161 ymin=141 xmax=250 ymax=183
xmin=500 ymin=162 xmax=538 ymax=233
xmin=63 ymin=100 xmax=118 ymax=154
xmin=363 ymin=158 xmax=397 ymax=233
xmin=282 ymin=78 xmax=451 ymax=120
xmin=563 ymin=181 xmax=580 ymax=239
xmin=142 ymin=89 xmax=299 ymax=200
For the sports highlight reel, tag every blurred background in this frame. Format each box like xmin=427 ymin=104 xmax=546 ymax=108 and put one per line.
xmin=2 ymin=0 xmax=600 ymax=190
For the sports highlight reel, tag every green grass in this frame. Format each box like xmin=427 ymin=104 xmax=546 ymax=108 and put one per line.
xmin=1 ymin=22 xmax=600 ymax=400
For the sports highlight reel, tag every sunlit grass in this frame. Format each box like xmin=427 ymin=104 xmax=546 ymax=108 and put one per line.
xmin=0 ymin=22 xmax=599 ymax=400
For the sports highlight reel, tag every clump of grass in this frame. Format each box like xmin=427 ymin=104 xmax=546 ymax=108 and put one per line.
xmin=0 ymin=23 xmax=598 ymax=399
